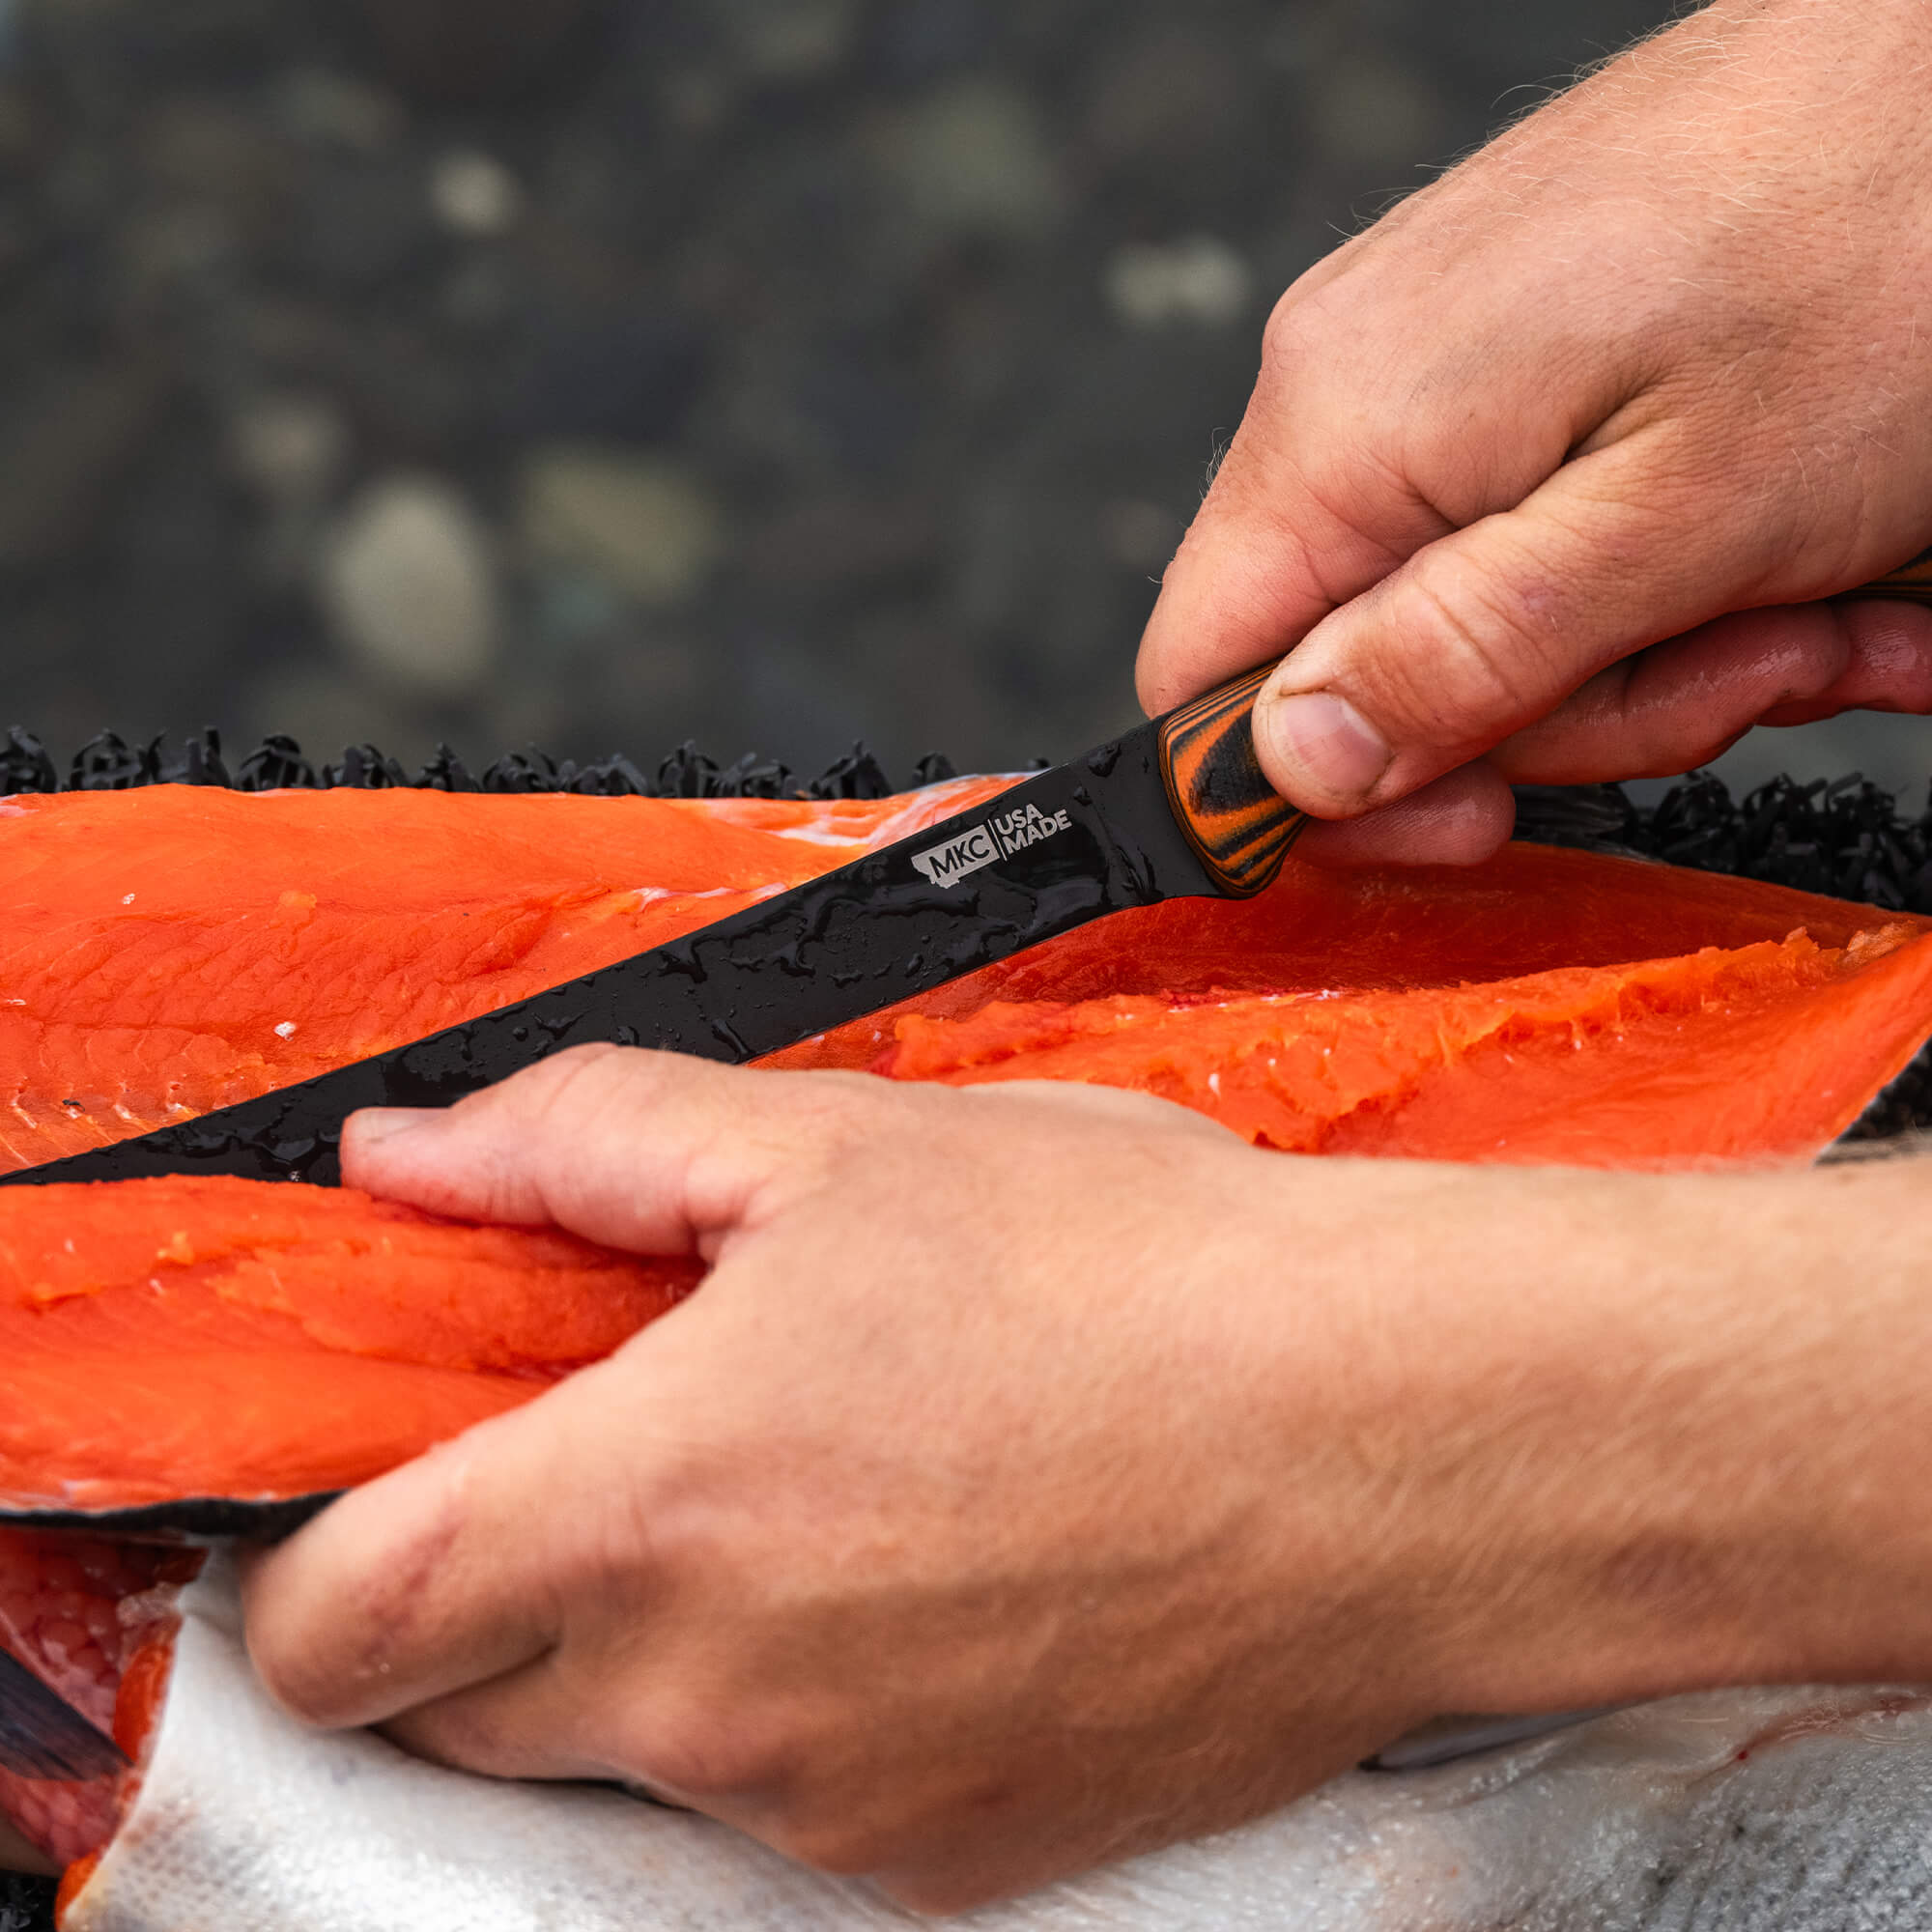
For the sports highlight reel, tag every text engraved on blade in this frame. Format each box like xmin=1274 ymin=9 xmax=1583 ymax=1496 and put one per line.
xmin=911 ymin=805 xmax=1073 ymax=889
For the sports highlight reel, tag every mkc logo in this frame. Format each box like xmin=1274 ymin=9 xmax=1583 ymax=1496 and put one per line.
xmin=911 ymin=801 xmax=1073 ymax=889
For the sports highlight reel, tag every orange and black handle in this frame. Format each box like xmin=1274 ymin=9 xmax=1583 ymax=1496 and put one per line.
xmin=1155 ymin=664 xmax=1304 ymax=898
xmin=1156 ymin=545 xmax=1932 ymax=900
xmin=1851 ymin=545 xmax=1932 ymax=605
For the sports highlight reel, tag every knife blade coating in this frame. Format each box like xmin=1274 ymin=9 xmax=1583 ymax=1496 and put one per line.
xmin=2 ymin=669 xmax=1301 ymax=1187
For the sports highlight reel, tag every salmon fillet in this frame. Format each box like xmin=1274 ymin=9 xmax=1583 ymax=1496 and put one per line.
xmin=0 ymin=1176 xmax=696 ymax=1517
xmin=775 ymin=843 xmax=1932 ymax=1167
xmin=0 ymin=779 xmax=1013 ymax=1174
xmin=2 ymin=790 xmax=1932 ymax=1902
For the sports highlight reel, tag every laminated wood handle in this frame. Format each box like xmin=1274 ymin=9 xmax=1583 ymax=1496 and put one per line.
xmin=1156 ymin=665 xmax=1306 ymax=897
xmin=1159 ymin=544 xmax=1932 ymax=900
xmin=1852 ymin=546 xmax=1932 ymax=604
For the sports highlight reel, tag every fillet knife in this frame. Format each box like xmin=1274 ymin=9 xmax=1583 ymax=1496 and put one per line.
xmin=0 ymin=662 xmax=1307 ymax=1189
xmin=5 ymin=557 xmax=1931 ymax=1789
xmin=13 ymin=540 xmax=1932 ymax=1190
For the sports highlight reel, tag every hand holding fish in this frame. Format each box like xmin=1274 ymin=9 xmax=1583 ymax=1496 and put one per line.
xmin=242 ymin=1045 xmax=1932 ymax=1912
xmin=1139 ymin=0 xmax=1932 ymax=868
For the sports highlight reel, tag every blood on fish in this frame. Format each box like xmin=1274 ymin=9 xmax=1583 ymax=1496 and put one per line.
xmin=48 ymin=1631 xmax=187 ymax=1918
xmin=1725 ymin=1690 xmax=1932 ymax=1765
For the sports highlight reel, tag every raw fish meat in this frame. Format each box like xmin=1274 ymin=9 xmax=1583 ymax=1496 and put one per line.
xmin=783 ymin=844 xmax=1932 ymax=1167
xmin=0 ymin=1177 xmax=696 ymax=1519
xmin=4 ymin=787 xmax=1929 ymax=1174
xmin=0 ymin=779 xmax=1010 ymax=1175
xmin=6 ymin=783 xmax=1932 ymax=1927
xmin=0 ymin=1528 xmax=190 ymax=1872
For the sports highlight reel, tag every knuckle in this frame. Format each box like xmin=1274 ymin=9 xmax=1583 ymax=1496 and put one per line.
xmin=529 ymin=1039 xmax=646 ymax=1118
xmin=251 ymin=1650 xmax=344 ymax=1728
xmin=494 ymin=1039 xmax=623 ymax=1105
xmin=1376 ymin=548 xmax=1569 ymax=744
xmin=1260 ymin=285 xmax=1343 ymax=385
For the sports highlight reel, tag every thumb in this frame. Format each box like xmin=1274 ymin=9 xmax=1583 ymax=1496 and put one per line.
xmin=1248 ymin=436 xmax=1773 ymax=816
xmin=340 ymin=1043 xmax=851 ymax=1257
xmin=242 ymin=1346 xmax=659 ymax=1733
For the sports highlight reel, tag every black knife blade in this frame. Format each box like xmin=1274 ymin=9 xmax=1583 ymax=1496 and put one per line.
xmin=1 ymin=667 xmax=1302 ymax=1187
xmin=0 ymin=1649 xmax=128 ymax=1781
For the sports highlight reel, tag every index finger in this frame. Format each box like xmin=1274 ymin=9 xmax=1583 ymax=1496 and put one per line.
xmin=338 ymin=1044 xmax=869 ymax=1257
xmin=1132 ymin=313 xmax=1444 ymax=717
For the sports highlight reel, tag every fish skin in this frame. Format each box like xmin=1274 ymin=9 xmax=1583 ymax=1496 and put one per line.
xmin=50 ymin=1555 xmax=1932 ymax=1932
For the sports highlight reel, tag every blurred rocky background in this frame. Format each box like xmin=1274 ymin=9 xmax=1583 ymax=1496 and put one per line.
xmin=0 ymin=0 xmax=1921 ymax=796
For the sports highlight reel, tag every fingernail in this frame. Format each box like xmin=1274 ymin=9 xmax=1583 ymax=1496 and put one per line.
xmin=1258 ymin=691 xmax=1391 ymax=807
xmin=349 ymin=1108 xmax=436 ymax=1146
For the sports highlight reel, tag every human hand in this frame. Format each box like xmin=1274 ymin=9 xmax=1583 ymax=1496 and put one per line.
xmin=241 ymin=1047 xmax=1932 ymax=1912
xmin=1139 ymin=0 xmax=1932 ymax=868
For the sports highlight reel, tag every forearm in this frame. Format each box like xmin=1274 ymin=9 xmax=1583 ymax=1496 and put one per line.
xmin=1321 ymin=1158 xmax=1932 ymax=1722
xmin=247 ymin=1059 xmax=1932 ymax=1909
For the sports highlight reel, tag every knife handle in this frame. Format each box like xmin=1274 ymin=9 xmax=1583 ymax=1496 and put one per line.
xmin=1850 ymin=545 xmax=1932 ymax=603
xmin=1157 ymin=545 xmax=1932 ymax=899
xmin=1155 ymin=664 xmax=1308 ymax=898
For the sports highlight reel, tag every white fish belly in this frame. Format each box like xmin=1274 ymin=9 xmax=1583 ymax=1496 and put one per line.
xmin=62 ymin=1553 xmax=1932 ymax=1932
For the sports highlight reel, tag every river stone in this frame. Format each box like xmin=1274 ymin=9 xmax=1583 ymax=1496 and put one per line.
xmin=867 ymin=76 xmax=1064 ymax=244
xmin=722 ymin=0 xmax=858 ymax=82
xmin=1103 ymin=236 xmax=1254 ymax=331
xmin=226 ymin=394 xmax=349 ymax=506
xmin=318 ymin=476 xmax=497 ymax=697
xmin=519 ymin=445 xmax=723 ymax=608
xmin=427 ymin=149 xmax=523 ymax=237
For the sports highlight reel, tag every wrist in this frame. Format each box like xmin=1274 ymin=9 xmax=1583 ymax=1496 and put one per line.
xmin=1395 ymin=1162 xmax=1932 ymax=1717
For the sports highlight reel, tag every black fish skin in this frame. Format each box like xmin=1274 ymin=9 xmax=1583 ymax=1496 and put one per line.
xmin=0 ymin=728 xmax=946 ymax=805
xmin=14 ymin=730 xmax=1932 ymax=915
xmin=0 ymin=1651 xmax=126 ymax=1783
xmin=0 ymin=1495 xmax=337 ymax=1542
xmin=1514 ymin=772 xmax=1932 ymax=914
